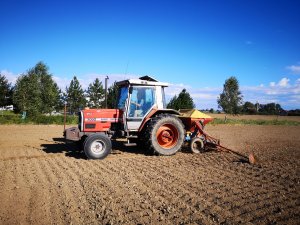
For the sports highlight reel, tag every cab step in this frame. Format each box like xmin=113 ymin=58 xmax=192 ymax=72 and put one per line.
xmin=123 ymin=143 xmax=137 ymax=147
xmin=126 ymin=135 xmax=138 ymax=139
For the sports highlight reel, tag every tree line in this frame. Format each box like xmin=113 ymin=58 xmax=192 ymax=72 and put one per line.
xmin=0 ymin=62 xmax=118 ymax=117
xmin=217 ymin=76 xmax=290 ymax=115
xmin=0 ymin=61 xmax=195 ymax=117
xmin=0 ymin=62 xmax=297 ymax=117
xmin=166 ymin=76 xmax=292 ymax=116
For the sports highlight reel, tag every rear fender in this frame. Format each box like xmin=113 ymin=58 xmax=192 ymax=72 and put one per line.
xmin=138 ymin=109 xmax=180 ymax=132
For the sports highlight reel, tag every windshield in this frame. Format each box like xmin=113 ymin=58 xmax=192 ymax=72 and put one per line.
xmin=117 ymin=86 xmax=128 ymax=109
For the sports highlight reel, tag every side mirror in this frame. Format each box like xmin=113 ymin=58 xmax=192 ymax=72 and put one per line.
xmin=129 ymin=86 xmax=133 ymax=94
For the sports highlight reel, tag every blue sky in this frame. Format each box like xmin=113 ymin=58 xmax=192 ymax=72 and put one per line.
xmin=1 ymin=0 xmax=300 ymax=109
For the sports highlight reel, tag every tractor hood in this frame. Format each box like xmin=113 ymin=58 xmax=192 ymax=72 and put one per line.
xmin=80 ymin=108 xmax=122 ymax=132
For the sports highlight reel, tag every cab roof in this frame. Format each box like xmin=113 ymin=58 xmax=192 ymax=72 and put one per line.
xmin=116 ymin=75 xmax=168 ymax=87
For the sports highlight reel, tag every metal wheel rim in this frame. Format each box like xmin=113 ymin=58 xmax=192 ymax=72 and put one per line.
xmin=90 ymin=140 xmax=106 ymax=155
xmin=156 ymin=124 xmax=179 ymax=149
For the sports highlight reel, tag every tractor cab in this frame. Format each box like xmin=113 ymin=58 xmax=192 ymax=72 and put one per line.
xmin=116 ymin=76 xmax=173 ymax=131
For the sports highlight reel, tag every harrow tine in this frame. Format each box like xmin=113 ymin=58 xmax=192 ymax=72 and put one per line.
xmin=191 ymin=120 xmax=258 ymax=164
xmin=215 ymin=143 xmax=257 ymax=164
xmin=248 ymin=152 xmax=257 ymax=164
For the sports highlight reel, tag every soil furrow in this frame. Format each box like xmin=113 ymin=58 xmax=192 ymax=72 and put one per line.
xmin=0 ymin=124 xmax=299 ymax=224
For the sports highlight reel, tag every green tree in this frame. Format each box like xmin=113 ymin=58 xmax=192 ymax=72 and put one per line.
xmin=13 ymin=62 xmax=60 ymax=116
xmin=166 ymin=95 xmax=178 ymax=110
xmin=0 ymin=74 xmax=13 ymax=107
xmin=259 ymin=103 xmax=283 ymax=115
xmin=35 ymin=62 xmax=60 ymax=114
xmin=13 ymin=73 xmax=41 ymax=116
xmin=167 ymin=89 xmax=195 ymax=110
xmin=66 ymin=76 xmax=86 ymax=114
xmin=217 ymin=76 xmax=243 ymax=115
xmin=242 ymin=101 xmax=256 ymax=114
xmin=107 ymin=81 xmax=119 ymax=109
xmin=86 ymin=78 xmax=104 ymax=108
xmin=56 ymin=88 xmax=65 ymax=112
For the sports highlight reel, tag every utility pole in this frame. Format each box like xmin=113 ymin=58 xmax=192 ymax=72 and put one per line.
xmin=63 ymin=102 xmax=67 ymax=131
xmin=256 ymin=101 xmax=259 ymax=113
xmin=105 ymin=76 xmax=109 ymax=108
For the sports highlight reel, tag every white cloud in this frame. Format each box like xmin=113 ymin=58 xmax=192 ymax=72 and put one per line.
xmin=165 ymin=83 xmax=191 ymax=97
xmin=53 ymin=76 xmax=70 ymax=90
xmin=165 ymin=84 xmax=221 ymax=109
xmin=241 ymin=78 xmax=300 ymax=109
xmin=164 ymin=77 xmax=300 ymax=110
xmin=290 ymin=95 xmax=300 ymax=101
xmin=268 ymin=77 xmax=290 ymax=89
xmin=286 ymin=65 xmax=300 ymax=74
xmin=266 ymin=90 xmax=278 ymax=95
xmin=77 ymin=73 xmax=139 ymax=89
xmin=0 ymin=70 xmax=19 ymax=84
xmin=278 ymin=78 xmax=290 ymax=87
xmin=55 ymin=73 xmax=140 ymax=90
xmin=191 ymin=93 xmax=218 ymax=100
xmin=293 ymin=79 xmax=300 ymax=94
xmin=0 ymin=70 xmax=141 ymax=91
xmin=2 ymin=68 xmax=300 ymax=110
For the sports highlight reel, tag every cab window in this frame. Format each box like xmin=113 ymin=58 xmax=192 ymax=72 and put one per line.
xmin=128 ymin=87 xmax=155 ymax=117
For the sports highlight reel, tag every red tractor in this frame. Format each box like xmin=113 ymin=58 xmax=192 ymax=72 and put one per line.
xmin=64 ymin=76 xmax=213 ymax=160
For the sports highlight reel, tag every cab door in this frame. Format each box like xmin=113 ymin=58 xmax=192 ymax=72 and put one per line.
xmin=126 ymin=86 xmax=156 ymax=131
xmin=117 ymin=86 xmax=130 ymax=131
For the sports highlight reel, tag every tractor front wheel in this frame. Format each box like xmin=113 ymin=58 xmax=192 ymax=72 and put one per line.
xmin=145 ymin=114 xmax=185 ymax=156
xmin=84 ymin=134 xmax=112 ymax=159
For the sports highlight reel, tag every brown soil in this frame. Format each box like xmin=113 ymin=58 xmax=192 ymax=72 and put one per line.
xmin=0 ymin=124 xmax=299 ymax=224
xmin=207 ymin=113 xmax=300 ymax=122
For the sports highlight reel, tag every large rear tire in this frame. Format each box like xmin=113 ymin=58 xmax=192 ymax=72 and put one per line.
xmin=84 ymin=134 xmax=112 ymax=159
xmin=145 ymin=114 xmax=185 ymax=156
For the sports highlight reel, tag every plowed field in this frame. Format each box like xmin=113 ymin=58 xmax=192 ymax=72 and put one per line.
xmin=0 ymin=125 xmax=299 ymax=224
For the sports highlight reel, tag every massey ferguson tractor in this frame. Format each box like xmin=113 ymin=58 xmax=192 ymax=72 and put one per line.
xmin=64 ymin=76 xmax=256 ymax=163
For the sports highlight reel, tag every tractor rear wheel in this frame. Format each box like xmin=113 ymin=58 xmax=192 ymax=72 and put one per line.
xmin=84 ymin=134 xmax=112 ymax=159
xmin=145 ymin=114 xmax=185 ymax=156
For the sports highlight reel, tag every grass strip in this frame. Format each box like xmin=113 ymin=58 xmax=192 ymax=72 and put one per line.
xmin=0 ymin=114 xmax=78 ymax=125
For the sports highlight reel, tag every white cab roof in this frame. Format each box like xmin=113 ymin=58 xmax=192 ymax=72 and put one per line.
xmin=116 ymin=75 xmax=169 ymax=87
